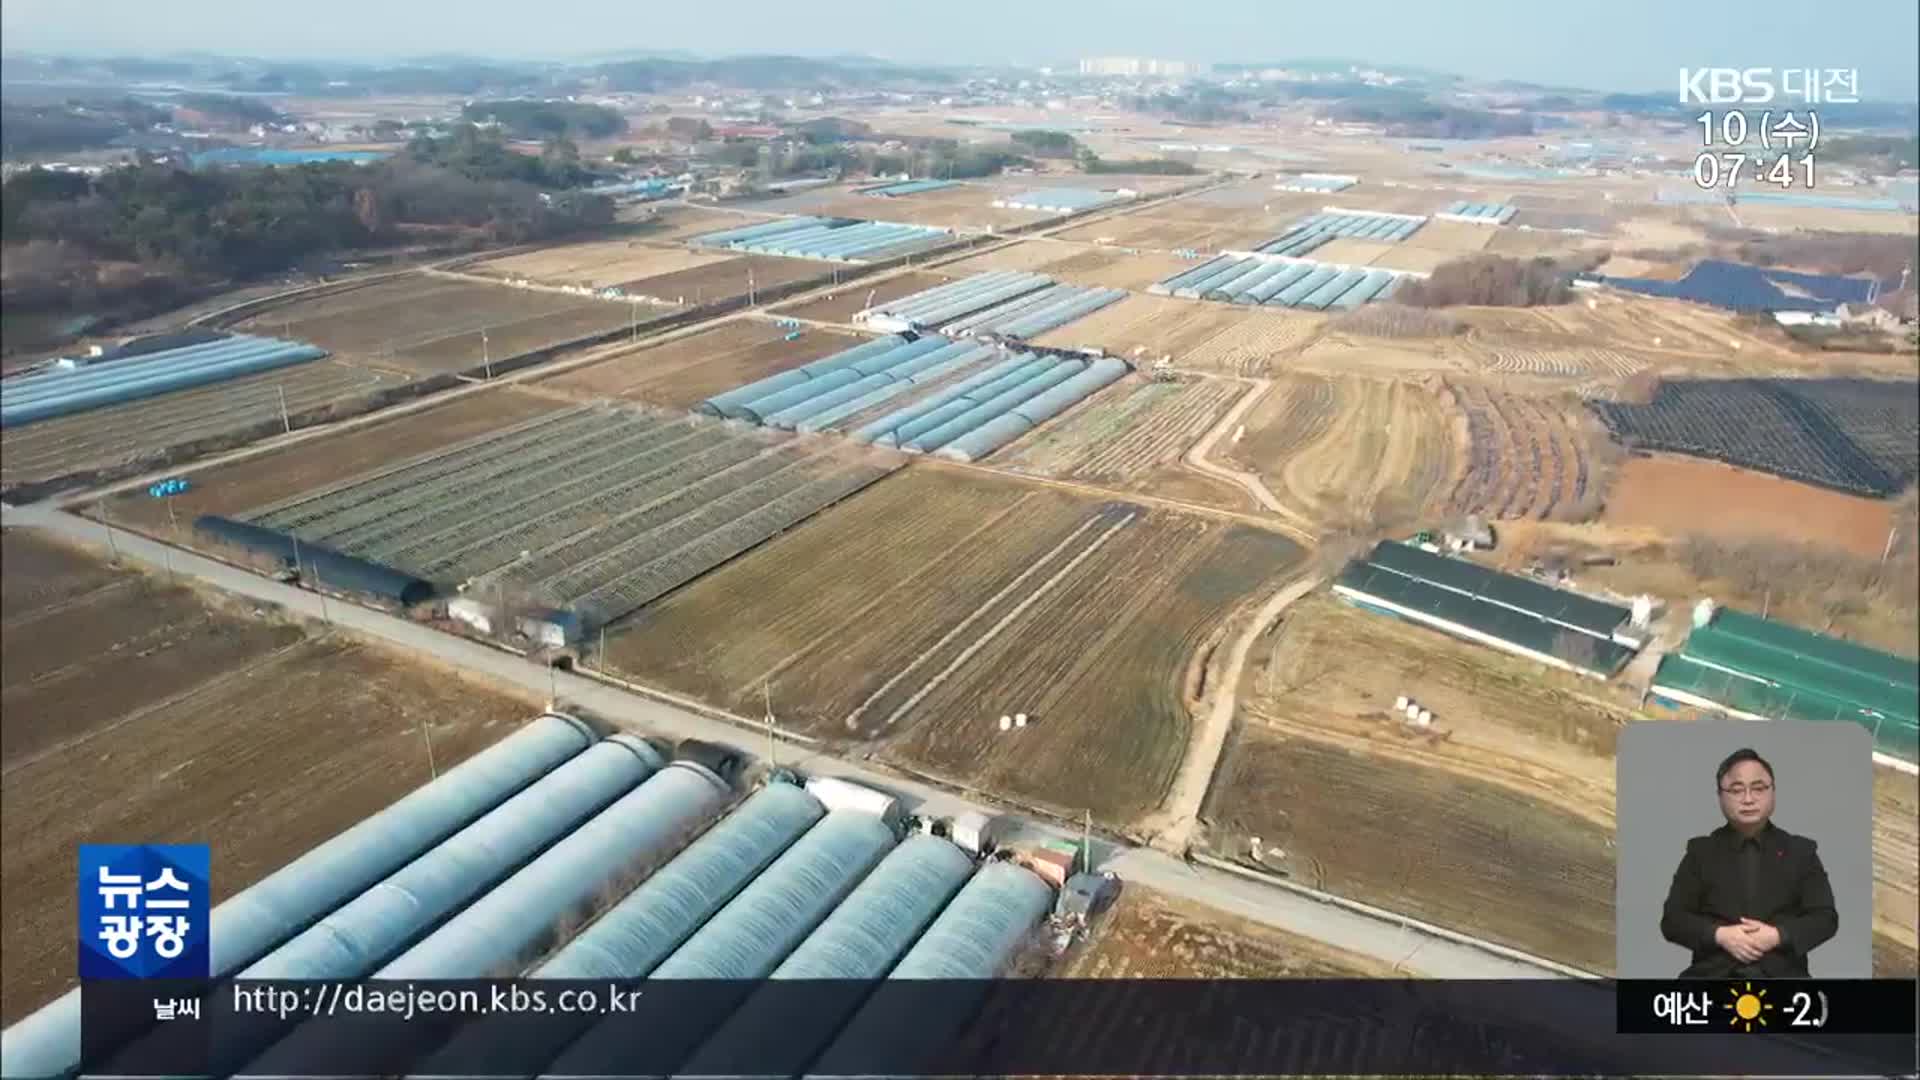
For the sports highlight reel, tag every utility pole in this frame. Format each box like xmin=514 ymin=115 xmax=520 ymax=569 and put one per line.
xmin=763 ymin=680 xmax=778 ymax=770
xmin=1081 ymin=809 xmax=1092 ymax=877
xmin=278 ymin=384 xmax=292 ymax=434
xmin=314 ymin=562 xmax=330 ymax=624
xmin=1882 ymin=525 xmax=1899 ymax=567
xmin=482 ymin=329 xmax=492 ymax=380
xmin=102 ymin=503 xmax=119 ymax=564
xmin=420 ymin=716 xmax=439 ymax=780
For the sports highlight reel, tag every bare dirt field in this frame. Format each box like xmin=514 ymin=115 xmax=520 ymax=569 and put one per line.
xmin=1177 ymin=312 xmax=1327 ymax=375
xmin=1404 ymin=219 xmax=1498 ymax=252
xmin=607 ymin=466 xmax=1302 ymax=824
xmin=1210 ymin=586 xmax=1919 ymax=974
xmin=1732 ymin=204 xmax=1920 ymax=236
xmin=1226 ymin=374 xmax=1458 ymax=528
xmin=540 ymin=320 xmax=865 ymax=408
xmin=89 ymin=388 xmax=564 ymax=537
xmin=244 ymin=275 xmax=640 ymax=377
xmin=1204 ymin=723 xmax=1619 ymax=972
xmin=0 ymin=532 xmax=538 ymax=1020
xmin=1053 ymin=212 xmax=1279 ymax=254
xmin=1438 ymin=379 xmax=1601 ymax=522
xmin=614 ymin=254 xmax=829 ymax=305
xmin=473 ymin=242 xmax=731 ymax=289
xmin=622 ymin=205 xmax=779 ymax=242
xmin=1309 ymin=238 xmax=1396 ymax=266
xmin=1482 ymin=229 xmax=1596 ymax=258
xmin=1366 ymin=246 xmax=1461 ymax=273
xmin=937 ymin=240 xmax=1196 ymax=291
xmin=1031 ymin=295 xmax=1261 ymax=361
xmin=1602 ymin=455 xmax=1899 ymax=559
xmin=769 ymin=271 xmax=952 ymax=323
xmin=1058 ymin=887 xmax=1393 ymax=977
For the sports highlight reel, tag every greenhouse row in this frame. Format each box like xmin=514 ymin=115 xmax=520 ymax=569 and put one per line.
xmin=0 ymin=715 xmax=1057 ymax=1080
xmin=858 ymin=272 xmax=1123 ymax=340
xmin=691 ymin=215 xmax=952 ymax=262
xmin=991 ymin=188 xmax=1129 ymax=213
xmin=849 ymin=352 xmax=1130 ymax=462
xmin=1257 ymin=209 xmax=1428 ymax=247
xmin=1435 ymin=200 xmax=1518 ymax=224
xmin=859 ymin=178 xmax=961 ymax=197
xmin=1151 ymin=255 xmax=1408 ymax=309
xmin=1271 ymin=173 xmax=1358 ymax=193
xmin=0 ymin=334 xmax=327 ymax=427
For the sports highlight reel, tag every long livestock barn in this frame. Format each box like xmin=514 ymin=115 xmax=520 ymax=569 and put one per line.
xmin=1272 ymin=173 xmax=1358 ymax=193
xmin=1652 ymin=605 xmax=1919 ymax=768
xmin=201 ymin=405 xmax=896 ymax=624
xmin=0 ymin=334 xmax=326 ymax=427
xmin=1150 ymin=255 xmax=1409 ymax=309
xmin=697 ymin=335 xmax=1130 ymax=463
xmin=1332 ymin=540 xmax=1641 ymax=678
xmin=856 ymin=272 xmax=1125 ymax=339
xmin=0 ymin=715 xmax=1057 ymax=1080
xmin=860 ymin=179 xmax=962 ymax=197
xmin=692 ymin=216 xmax=952 ymax=263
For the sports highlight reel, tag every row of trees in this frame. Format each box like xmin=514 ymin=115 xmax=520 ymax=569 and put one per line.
xmin=2 ymin=127 xmax=613 ymax=322
xmin=1393 ymin=253 xmax=1603 ymax=308
xmin=460 ymin=100 xmax=627 ymax=140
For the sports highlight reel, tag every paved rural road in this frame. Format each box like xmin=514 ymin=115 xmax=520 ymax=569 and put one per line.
xmin=0 ymin=503 xmax=1575 ymax=980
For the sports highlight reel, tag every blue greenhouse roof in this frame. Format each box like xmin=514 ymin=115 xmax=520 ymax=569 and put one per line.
xmin=1588 ymin=259 xmax=1878 ymax=314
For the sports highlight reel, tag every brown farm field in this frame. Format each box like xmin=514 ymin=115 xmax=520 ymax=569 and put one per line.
xmin=1438 ymin=379 xmax=1603 ymax=522
xmin=994 ymin=376 xmax=1250 ymax=511
xmin=1052 ymin=211 xmax=1279 ymax=253
xmin=1226 ymin=375 xmax=1458 ymax=528
xmin=242 ymin=274 xmax=644 ymax=377
xmin=614 ymin=254 xmax=828 ymax=305
xmin=1403 ymin=219 xmax=1497 ymax=253
xmin=540 ymin=320 xmax=867 ymax=408
xmin=1602 ymin=454 xmax=1899 ymax=558
xmin=0 ymin=530 xmax=537 ymax=1021
xmin=1058 ymin=887 xmax=1393 ymax=977
xmin=606 ymin=466 xmax=1303 ymax=823
xmin=768 ymin=270 xmax=952 ymax=323
xmin=936 ymin=240 xmax=1192 ymax=291
xmin=1213 ymin=589 xmax=1919 ymax=974
xmin=471 ymin=242 xmax=731 ymax=289
xmin=1031 ymin=294 xmax=1263 ymax=361
xmin=88 ymin=388 xmax=564 ymax=537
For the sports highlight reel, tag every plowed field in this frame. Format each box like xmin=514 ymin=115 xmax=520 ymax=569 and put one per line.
xmin=1228 ymin=375 xmax=1458 ymax=527
xmin=1440 ymin=380 xmax=1597 ymax=521
xmin=614 ymin=254 xmax=827 ymax=305
xmin=606 ymin=467 xmax=1302 ymax=823
xmin=996 ymin=377 xmax=1245 ymax=510
xmin=473 ymin=242 xmax=730 ymax=289
xmin=541 ymin=320 xmax=866 ymax=407
xmin=0 ymin=531 xmax=536 ymax=1021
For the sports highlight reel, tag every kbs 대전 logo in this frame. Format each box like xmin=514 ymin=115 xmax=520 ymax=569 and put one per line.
xmin=78 ymin=844 xmax=210 ymax=980
xmin=1679 ymin=68 xmax=1860 ymax=105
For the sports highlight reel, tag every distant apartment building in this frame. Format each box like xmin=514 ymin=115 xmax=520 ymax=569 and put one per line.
xmin=1078 ymin=57 xmax=1204 ymax=78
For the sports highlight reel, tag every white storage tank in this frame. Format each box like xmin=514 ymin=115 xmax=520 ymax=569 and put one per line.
xmin=804 ymin=776 xmax=900 ymax=825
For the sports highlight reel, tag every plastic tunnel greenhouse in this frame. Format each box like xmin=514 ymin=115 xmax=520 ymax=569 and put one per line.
xmin=536 ymin=809 xmax=897 ymax=1078
xmin=407 ymin=781 xmax=825 ymax=1080
xmin=0 ymin=714 xmax=598 ymax=1080
xmin=669 ymin=835 xmax=976 ymax=1080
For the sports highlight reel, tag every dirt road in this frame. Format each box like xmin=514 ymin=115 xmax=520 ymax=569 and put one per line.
xmin=1138 ymin=572 xmax=1322 ymax=852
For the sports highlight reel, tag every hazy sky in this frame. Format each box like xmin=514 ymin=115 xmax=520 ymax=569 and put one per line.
xmin=5 ymin=0 xmax=1917 ymax=98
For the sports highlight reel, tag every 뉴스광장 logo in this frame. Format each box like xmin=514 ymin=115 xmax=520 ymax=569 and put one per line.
xmin=78 ymin=844 xmax=210 ymax=980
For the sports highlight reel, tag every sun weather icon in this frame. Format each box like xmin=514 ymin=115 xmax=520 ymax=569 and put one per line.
xmin=1725 ymin=981 xmax=1775 ymax=1032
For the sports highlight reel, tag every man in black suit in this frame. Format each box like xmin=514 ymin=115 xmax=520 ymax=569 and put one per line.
xmin=1660 ymin=747 xmax=1838 ymax=978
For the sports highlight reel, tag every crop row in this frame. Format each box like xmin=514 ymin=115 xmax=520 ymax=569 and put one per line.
xmin=344 ymin=421 xmax=715 ymax=564
xmin=1590 ymin=379 xmax=1915 ymax=497
xmin=278 ymin=411 xmax=641 ymax=545
xmin=413 ymin=432 xmax=770 ymax=584
xmin=1079 ymin=381 xmax=1240 ymax=478
xmin=1483 ymin=348 xmax=1645 ymax=378
xmin=569 ymin=462 xmax=894 ymax=623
